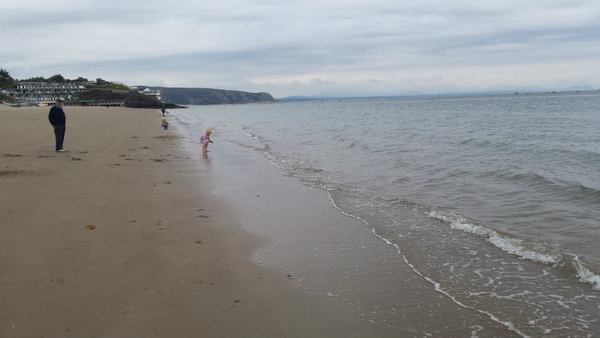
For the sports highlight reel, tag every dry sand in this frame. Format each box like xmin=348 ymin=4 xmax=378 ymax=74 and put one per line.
xmin=0 ymin=105 xmax=398 ymax=337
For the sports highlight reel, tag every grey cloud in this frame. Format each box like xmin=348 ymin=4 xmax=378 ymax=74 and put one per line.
xmin=1 ymin=0 xmax=600 ymax=96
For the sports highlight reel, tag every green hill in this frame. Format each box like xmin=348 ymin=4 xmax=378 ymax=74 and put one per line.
xmin=154 ymin=87 xmax=275 ymax=105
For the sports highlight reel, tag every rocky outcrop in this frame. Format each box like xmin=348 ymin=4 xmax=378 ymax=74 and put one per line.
xmin=78 ymin=89 xmax=182 ymax=108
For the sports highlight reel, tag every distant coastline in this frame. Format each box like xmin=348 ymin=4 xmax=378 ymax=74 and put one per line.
xmin=278 ymin=89 xmax=600 ymax=102
xmin=0 ymin=68 xmax=276 ymax=108
xmin=153 ymin=87 xmax=275 ymax=105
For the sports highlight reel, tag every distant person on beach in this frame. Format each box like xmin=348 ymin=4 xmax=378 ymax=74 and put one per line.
xmin=48 ymin=98 xmax=66 ymax=152
xmin=161 ymin=116 xmax=169 ymax=136
xmin=161 ymin=105 xmax=166 ymax=116
xmin=200 ymin=128 xmax=214 ymax=157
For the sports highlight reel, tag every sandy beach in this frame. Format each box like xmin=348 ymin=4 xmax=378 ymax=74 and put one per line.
xmin=0 ymin=105 xmax=519 ymax=338
xmin=0 ymin=105 xmax=401 ymax=338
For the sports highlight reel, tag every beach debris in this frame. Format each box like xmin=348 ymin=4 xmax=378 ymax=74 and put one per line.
xmin=84 ymin=224 xmax=96 ymax=231
xmin=71 ymin=157 xmax=83 ymax=161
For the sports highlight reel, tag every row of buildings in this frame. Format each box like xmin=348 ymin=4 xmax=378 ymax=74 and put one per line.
xmin=6 ymin=81 xmax=94 ymax=104
xmin=2 ymin=82 xmax=162 ymax=105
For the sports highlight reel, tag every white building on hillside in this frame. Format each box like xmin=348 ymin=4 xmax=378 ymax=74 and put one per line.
xmin=131 ymin=86 xmax=161 ymax=101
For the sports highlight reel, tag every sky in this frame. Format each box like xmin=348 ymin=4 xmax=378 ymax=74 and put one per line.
xmin=2 ymin=0 xmax=600 ymax=97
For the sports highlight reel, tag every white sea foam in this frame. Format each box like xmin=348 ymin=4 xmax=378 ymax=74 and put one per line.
xmin=428 ymin=211 xmax=560 ymax=265
xmin=573 ymin=257 xmax=600 ymax=291
xmin=326 ymin=193 xmax=529 ymax=338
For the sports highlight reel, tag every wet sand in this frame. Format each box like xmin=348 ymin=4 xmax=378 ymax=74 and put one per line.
xmin=180 ymin=127 xmax=519 ymax=337
xmin=0 ymin=105 xmax=397 ymax=338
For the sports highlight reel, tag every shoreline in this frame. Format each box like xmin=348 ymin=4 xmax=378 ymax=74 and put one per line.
xmin=173 ymin=114 xmax=518 ymax=337
xmin=0 ymin=105 xmax=398 ymax=337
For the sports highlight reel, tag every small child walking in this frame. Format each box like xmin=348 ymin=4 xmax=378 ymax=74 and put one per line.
xmin=161 ymin=117 xmax=169 ymax=136
xmin=200 ymin=128 xmax=214 ymax=157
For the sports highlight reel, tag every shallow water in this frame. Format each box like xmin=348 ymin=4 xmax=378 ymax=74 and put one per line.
xmin=172 ymin=92 xmax=600 ymax=337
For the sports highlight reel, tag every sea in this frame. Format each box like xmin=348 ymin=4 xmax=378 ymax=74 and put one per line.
xmin=172 ymin=91 xmax=600 ymax=337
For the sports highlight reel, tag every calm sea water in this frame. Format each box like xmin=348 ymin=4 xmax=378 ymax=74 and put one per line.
xmin=173 ymin=92 xmax=600 ymax=337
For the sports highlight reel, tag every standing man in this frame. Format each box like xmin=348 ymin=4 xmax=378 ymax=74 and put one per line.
xmin=48 ymin=98 xmax=66 ymax=152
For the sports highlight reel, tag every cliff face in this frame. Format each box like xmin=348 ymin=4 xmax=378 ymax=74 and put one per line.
xmin=158 ymin=87 xmax=275 ymax=105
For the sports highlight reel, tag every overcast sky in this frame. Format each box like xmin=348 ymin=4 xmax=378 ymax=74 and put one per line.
xmin=2 ymin=0 xmax=600 ymax=97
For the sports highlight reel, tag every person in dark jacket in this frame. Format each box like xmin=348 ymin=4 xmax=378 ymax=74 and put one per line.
xmin=48 ymin=98 xmax=66 ymax=152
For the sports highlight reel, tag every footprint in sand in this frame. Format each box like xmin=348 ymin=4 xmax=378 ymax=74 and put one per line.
xmin=197 ymin=215 xmax=209 ymax=219
xmin=50 ymin=278 xmax=65 ymax=285
xmin=37 ymin=155 xmax=54 ymax=158
xmin=3 ymin=154 xmax=23 ymax=158
xmin=71 ymin=157 xmax=83 ymax=161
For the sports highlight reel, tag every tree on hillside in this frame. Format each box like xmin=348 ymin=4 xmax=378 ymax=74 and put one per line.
xmin=95 ymin=78 xmax=110 ymax=86
xmin=21 ymin=76 xmax=46 ymax=82
xmin=74 ymin=77 xmax=89 ymax=82
xmin=0 ymin=68 xmax=12 ymax=80
xmin=48 ymin=74 xmax=66 ymax=82
xmin=0 ymin=68 xmax=15 ymax=89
